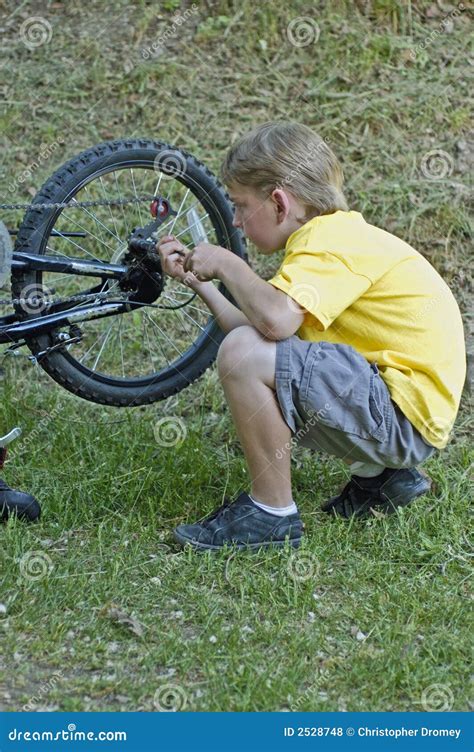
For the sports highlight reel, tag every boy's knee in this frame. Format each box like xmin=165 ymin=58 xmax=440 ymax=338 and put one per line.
xmin=217 ymin=325 xmax=263 ymax=378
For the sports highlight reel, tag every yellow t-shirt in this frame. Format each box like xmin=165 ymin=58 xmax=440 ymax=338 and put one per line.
xmin=267 ymin=210 xmax=466 ymax=449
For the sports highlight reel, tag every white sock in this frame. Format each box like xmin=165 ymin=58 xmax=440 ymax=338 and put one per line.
xmin=349 ymin=461 xmax=385 ymax=478
xmin=249 ymin=494 xmax=298 ymax=517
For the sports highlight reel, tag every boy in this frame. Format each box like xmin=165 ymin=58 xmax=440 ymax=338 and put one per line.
xmin=157 ymin=121 xmax=466 ymax=552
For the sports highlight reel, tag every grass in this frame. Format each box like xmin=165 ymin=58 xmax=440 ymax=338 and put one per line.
xmin=0 ymin=0 xmax=472 ymax=712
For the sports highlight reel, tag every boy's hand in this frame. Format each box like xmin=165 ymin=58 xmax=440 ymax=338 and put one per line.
xmin=157 ymin=234 xmax=206 ymax=289
xmin=157 ymin=234 xmax=188 ymax=281
xmin=157 ymin=235 xmax=193 ymax=282
xmin=183 ymin=242 xmax=228 ymax=281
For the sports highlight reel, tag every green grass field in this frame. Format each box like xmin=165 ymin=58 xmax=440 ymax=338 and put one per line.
xmin=0 ymin=0 xmax=472 ymax=712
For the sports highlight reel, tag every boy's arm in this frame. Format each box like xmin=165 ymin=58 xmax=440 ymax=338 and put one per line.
xmin=158 ymin=235 xmax=251 ymax=335
xmin=215 ymin=253 xmax=305 ymax=339
xmin=189 ymin=278 xmax=252 ymax=335
xmin=176 ymin=242 xmax=305 ymax=338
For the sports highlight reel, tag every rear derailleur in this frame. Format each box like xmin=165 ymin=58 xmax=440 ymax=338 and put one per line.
xmin=120 ymin=197 xmax=177 ymax=304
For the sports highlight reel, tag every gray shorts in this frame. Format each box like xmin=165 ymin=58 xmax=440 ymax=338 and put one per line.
xmin=274 ymin=336 xmax=437 ymax=469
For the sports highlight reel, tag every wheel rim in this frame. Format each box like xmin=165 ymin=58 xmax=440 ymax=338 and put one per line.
xmin=29 ymin=155 xmax=235 ymax=386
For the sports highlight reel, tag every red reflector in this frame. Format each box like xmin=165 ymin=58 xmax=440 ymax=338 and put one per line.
xmin=150 ymin=198 xmax=170 ymax=218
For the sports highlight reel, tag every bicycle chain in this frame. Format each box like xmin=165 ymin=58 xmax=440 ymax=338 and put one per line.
xmin=0 ymin=194 xmax=158 ymax=212
xmin=0 ymin=288 xmax=125 ymax=309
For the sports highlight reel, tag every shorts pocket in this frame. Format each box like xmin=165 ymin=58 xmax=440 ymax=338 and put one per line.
xmin=297 ymin=345 xmax=389 ymax=443
xmin=367 ymin=367 xmax=387 ymax=438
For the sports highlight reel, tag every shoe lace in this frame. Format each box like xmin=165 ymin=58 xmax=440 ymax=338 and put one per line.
xmin=326 ymin=478 xmax=386 ymax=515
xmin=199 ymin=496 xmax=235 ymax=526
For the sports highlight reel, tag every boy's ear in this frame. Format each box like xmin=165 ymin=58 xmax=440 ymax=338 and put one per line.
xmin=270 ymin=188 xmax=291 ymax=222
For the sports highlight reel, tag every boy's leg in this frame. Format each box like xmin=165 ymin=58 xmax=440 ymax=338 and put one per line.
xmin=216 ymin=325 xmax=293 ymax=508
xmin=281 ymin=337 xmax=437 ymax=518
xmin=172 ymin=326 xmax=304 ymax=550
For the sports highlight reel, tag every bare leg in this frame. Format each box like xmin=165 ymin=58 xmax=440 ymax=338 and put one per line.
xmin=216 ymin=326 xmax=293 ymax=507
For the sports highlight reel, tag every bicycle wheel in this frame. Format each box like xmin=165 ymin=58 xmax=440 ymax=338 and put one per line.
xmin=12 ymin=138 xmax=247 ymax=406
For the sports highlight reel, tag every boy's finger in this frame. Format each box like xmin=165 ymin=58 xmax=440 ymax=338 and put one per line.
xmin=157 ymin=239 xmax=175 ymax=251
xmin=158 ymin=242 xmax=182 ymax=256
xmin=158 ymin=238 xmax=186 ymax=253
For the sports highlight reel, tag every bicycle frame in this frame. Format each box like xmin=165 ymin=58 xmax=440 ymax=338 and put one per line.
xmin=0 ymin=250 xmax=155 ymax=347
xmin=0 ymin=198 xmax=173 ymax=347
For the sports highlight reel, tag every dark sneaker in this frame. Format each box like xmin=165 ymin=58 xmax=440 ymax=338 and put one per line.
xmin=173 ymin=491 xmax=303 ymax=551
xmin=321 ymin=467 xmax=432 ymax=519
xmin=0 ymin=479 xmax=41 ymax=523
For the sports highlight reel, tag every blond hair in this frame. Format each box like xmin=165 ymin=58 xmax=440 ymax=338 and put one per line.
xmin=221 ymin=121 xmax=348 ymax=219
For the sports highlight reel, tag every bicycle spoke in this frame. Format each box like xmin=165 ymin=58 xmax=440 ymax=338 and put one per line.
xmin=30 ymin=160 xmax=231 ymax=385
xmin=149 ymin=317 xmax=172 ymax=369
xmin=169 ymin=188 xmax=190 ymax=235
xmin=144 ymin=311 xmax=185 ymax=358
xmin=118 ymin=316 xmax=126 ymax=377
xmin=157 ymin=197 xmax=203 ymax=237
xmin=142 ymin=311 xmax=158 ymax=375
xmin=78 ymin=325 xmax=114 ymax=366
xmin=174 ymin=211 xmax=210 ymax=241
xmin=114 ymin=170 xmax=130 ymax=239
xmin=130 ymin=168 xmax=144 ymax=227
xmin=99 ymin=176 xmax=121 ymax=240
xmin=69 ymin=199 xmax=123 ymax=249
xmin=52 ymin=227 xmax=102 ymax=263
xmin=161 ymin=292 xmax=209 ymax=318
xmin=59 ymin=210 xmax=119 ymax=257
xmin=173 ymin=305 xmax=207 ymax=333
xmin=153 ymin=171 xmax=164 ymax=200
xmin=91 ymin=322 xmax=114 ymax=371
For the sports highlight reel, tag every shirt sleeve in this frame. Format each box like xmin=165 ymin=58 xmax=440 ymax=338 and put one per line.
xmin=267 ymin=250 xmax=372 ymax=331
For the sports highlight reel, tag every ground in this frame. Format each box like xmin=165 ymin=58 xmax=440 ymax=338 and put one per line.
xmin=0 ymin=0 xmax=472 ymax=712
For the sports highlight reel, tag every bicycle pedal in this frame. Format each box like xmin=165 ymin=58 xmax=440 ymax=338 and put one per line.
xmin=0 ymin=427 xmax=22 ymax=469
xmin=0 ymin=427 xmax=22 ymax=447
